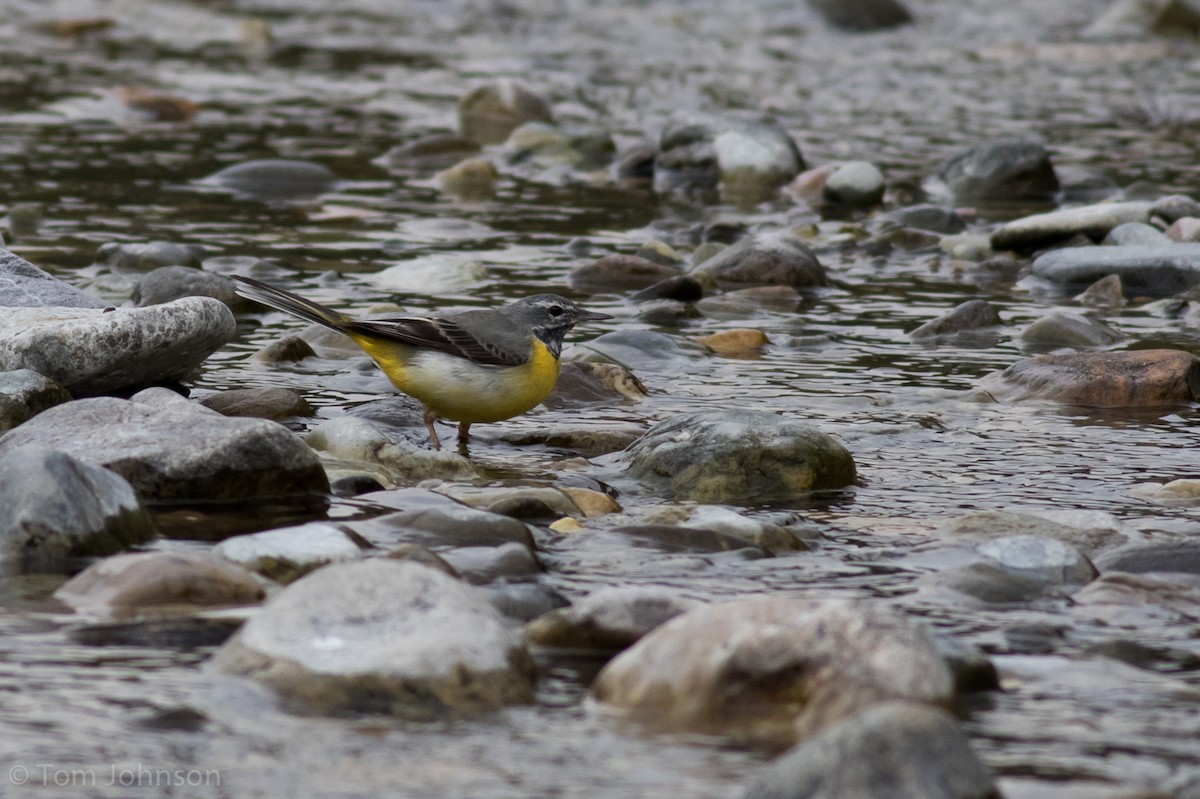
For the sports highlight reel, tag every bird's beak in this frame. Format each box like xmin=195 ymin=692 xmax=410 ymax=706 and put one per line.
xmin=578 ymin=309 xmax=613 ymax=322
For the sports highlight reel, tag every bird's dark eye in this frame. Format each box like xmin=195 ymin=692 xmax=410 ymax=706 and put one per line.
xmin=548 ymin=304 xmax=565 ymax=317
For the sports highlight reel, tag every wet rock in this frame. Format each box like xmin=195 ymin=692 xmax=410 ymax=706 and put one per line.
xmin=635 ymin=299 xmax=698 ymax=326
xmin=909 ymin=299 xmax=1003 ymax=340
xmin=458 ymin=80 xmax=553 ymax=146
xmin=696 ymin=286 xmax=803 ymax=317
xmin=1031 ymin=244 xmax=1200 ymax=295
xmin=698 ymin=328 xmax=770 ymax=355
xmin=484 ymin=581 xmax=569 ymax=622
xmin=1165 ymin=216 xmax=1200 ymax=242
xmin=439 ymin=542 xmax=540 ymax=585
xmin=525 ymin=586 xmax=702 ymax=652
xmin=1103 ymin=221 xmax=1171 ymax=246
xmin=1072 ymin=571 xmax=1200 ymax=626
xmin=0 ymin=247 xmax=107 ymax=308
xmin=497 ymin=425 xmax=644 ymax=457
xmin=1150 ymin=193 xmax=1200 ymax=223
xmin=741 ymin=701 xmax=997 ymax=799
xmin=655 ymin=112 xmax=804 ymax=197
xmin=785 ymin=164 xmax=837 ymax=202
xmin=590 ymin=597 xmax=953 ymax=743
xmin=133 ymin=265 xmax=240 ymax=307
xmin=373 ymin=254 xmax=488 ymax=295
xmin=934 ymin=562 xmax=1070 ymax=605
xmin=622 ymin=410 xmax=856 ymax=504
xmin=637 ymin=505 xmax=817 ymax=552
xmin=822 ymin=161 xmax=886 ymax=207
xmin=1130 ymin=478 xmax=1200 ymax=502
xmin=437 ymin=157 xmax=499 ymax=201
xmin=611 ymin=141 xmax=658 ymax=181
xmin=306 ymin=415 xmax=475 ymax=483
xmin=214 ymin=522 xmax=371 ymax=583
xmin=0 ymin=297 xmax=235 ymax=395
xmin=630 ymin=275 xmax=704 ymax=303
xmin=436 ymin=485 xmax=581 ymax=521
xmin=918 ymin=534 xmax=1096 ymax=605
xmin=689 ymin=230 xmax=827 ymax=290
xmin=207 ymin=159 xmax=338 ymax=202
xmin=568 ymin=254 xmax=683 ymax=294
xmin=559 ymin=486 xmax=622 ymax=517
xmin=932 ymin=140 xmax=1059 ymax=205
xmin=879 ymin=204 xmax=966 ymax=234
xmin=0 ymin=369 xmax=70 ymax=432
xmin=809 ymin=0 xmax=914 ymax=31
xmin=635 ymin=240 xmax=686 ymax=267
xmin=993 ymin=201 xmax=1154 ymax=253
xmin=386 ymin=543 xmax=460 ymax=577
xmin=979 ymin=349 xmax=1200 ymax=406
xmin=4 ymin=203 xmax=42 ymax=239
xmin=975 ymin=535 xmax=1097 ymax=584
xmin=96 ymin=241 xmax=205 ymax=271
xmin=544 ymin=361 xmax=648 ymax=407
xmin=252 ymin=334 xmax=317 ymax=364
xmin=1076 ymin=274 xmax=1125 ymax=308
xmin=199 ymin=387 xmax=313 ymax=420
xmin=353 ymin=489 xmax=536 ymax=549
xmin=613 ymin=524 xmax=775 ymax=556
xmin=0 ymin=395 xmax=328 ymax=502
xmin=56 ymin=551 xmax=264 ymax=616
xmin=210 ymin=560 xmax=535 ymax=716
xmin=1094 ymin=541 xmax=1200 ymax=575
xmin=381 ymin=133 xmax=481 ymax=170
xmin=0 ymin=446 xmax=154 ymax=568
xmin=1017 ymin=310 xmax=1123 ymax=350
xmin=940 ymin=509 xmax=1131 ymax=555
xmin=574 ymin=330 xmax=703 ymax=368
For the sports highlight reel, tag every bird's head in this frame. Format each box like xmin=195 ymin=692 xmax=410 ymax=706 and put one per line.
xmin=507 ymin=294 xmax=611 ymax=356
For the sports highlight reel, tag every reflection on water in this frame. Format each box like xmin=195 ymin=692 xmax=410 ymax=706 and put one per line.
xmin=2 ymin=0 xmax=1200 ymax=795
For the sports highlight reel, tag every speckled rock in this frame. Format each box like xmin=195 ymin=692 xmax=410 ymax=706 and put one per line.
xmin=980 ymin=349 xmax=1200 ymax=406
xmin=0 ymin=369 xmax=70 ymax=432
xmin=210 ymin=560 xmax=535 ymax=716
xmin=0 ymin=247 xmax=107 ymax=308
xmin=0 ymin=297 xmax=235 ymax=395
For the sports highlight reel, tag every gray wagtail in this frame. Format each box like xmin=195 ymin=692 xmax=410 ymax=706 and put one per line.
xmin=232 ymin=276 xmax=611 ymax=449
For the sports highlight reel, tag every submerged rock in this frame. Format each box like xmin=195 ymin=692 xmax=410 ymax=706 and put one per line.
xmin=199 ymin=387 xmax=313 ymax=420
xmin=458 ymin=80 xmax=553 ymax=146
xmin=990 ymin=201 xmax=1153 ymax=252
xmin=525 ymin=586 xmax=701 ymax=652
xmin=96 ymin=241 xmax=205 ymax=271
xmin=1031 ymin=244 xmax=1200 ymax=295
xmin=306 ymin=415 xmax=474 ymax=483
xmin=207 ymin=159 xmax=338 ymax=202
xmin=932 ymin=140 xmax=1059 ymax=205
xmin=689 ymin=230 xmax=827 ymax=290
xmin=0 ymin=446 xmax=154 ymax=568
xmin=0 ymin=297 xmax=235 ymax=395
xmin=0 ymin=247 xmax=107 ymax=309
xmin=1017 ymin=310 xmax=1123 ymax=350
xmin=909 ymin=299 xmax=1003 ymax=340
xmin=741 ymin=701 xmax=997 ymax=799
xmin=56 ymin=551 xmax=264 ymax=616
xmin=0 ymin=395 xmax=328 ymax=501
xmin=590 ymin=597 xmax=953 ymax=743
xmin=980 ymin=349 xmax=1200 ymax=406
xmin=622 ymin=410 xmax=855 ymax=504
xmin=211 ymin=560 xmax=535 ymax=716
xmin=0 ymin=369 xmax=70 ymax=432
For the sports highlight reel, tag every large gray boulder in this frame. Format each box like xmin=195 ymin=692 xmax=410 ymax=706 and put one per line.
xmin=1031 ymin=244 xmax=1200 ymax=295
xmin=622 ymin=410 xmax=855 ymax=504
xmin=590 ymin=597 xmax=953 ymax=744
xmin=0 ymin=247 xmax=107 ymax=308
xmin=211 ymin=560 xmax=535 ymax=716
xmin=0 ymin=446 xmax=154 ymax=568
xmin=741 ymin=702 xmax=998 ymax=799
xmin=0 ymin=393 xmax=328 ymax=501
xmin=0 ymin=297 xmax=235 ymax=395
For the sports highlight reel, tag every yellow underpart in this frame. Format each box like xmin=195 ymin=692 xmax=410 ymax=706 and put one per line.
xmin=348 ymin=334 xmax=561 ymax=423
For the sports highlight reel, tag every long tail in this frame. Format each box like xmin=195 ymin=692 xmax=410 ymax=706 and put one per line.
xmin=231 ymin=275 xmax=350 ymax=331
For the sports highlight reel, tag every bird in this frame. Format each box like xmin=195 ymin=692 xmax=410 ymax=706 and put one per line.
xmin=231 ymin=275 xmax=612 ymax=449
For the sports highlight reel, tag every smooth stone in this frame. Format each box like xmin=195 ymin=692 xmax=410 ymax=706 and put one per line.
xmin=496 ymin=425 xmax=644 ymax=456
xmin=1075 ymin=274 xmax=1125 ymax=308
xmin=689 ymin=230 xmax=827 ymax=290
xmin=990 ymin=201 xmax=1153 ymax=252
xmin=95 ymin=241 xmax=204 ymax=271
xmin=252 ymin=334 xmax=317 ymax=364
xmin=879 ymin=204 xmax=966 ymax=234
xmin=1017 ymin=310 xmax=1123 ymax=349
xmin=214 ymin=521 xmax=371 ymax=583
xmin=635 ymin=240 xmax=686 ymax=267
xmin=1031 ymin=244 xmax=1200 ymax=295
xmin=636 ymin=504 xmax=817 ymax=553
xmin=55 ymin=551 xmax=264 ymax=616
xmin=612 ymin=524 xmax=774 ymax=556
xmin=210 ymin=560 xmax=535 ymax=716
xmin=558 ymin=486 xmax=622 ymax=517
xmin=208 ymin=159 xmax=337 ymax=201
xmin=573 ymin=329 xmax=703 ymax=367
xmin=933 ymin=562 xmax=1070 ymax=605
xmin=741 ymin=701 xmax=996 ymax=799
xmin=1166 ymin=216 xmax=1200 ymax=242
xmin=698 ymin=328 xmax=770 ymax=355
xmin=524 ymin=586 xmax=702 ymax=652
xmin=0 ymin=247 xmax=107 ymax=308
xmin=635 ymin=299 xmax=700 ymax=326
xmin=436 ymin=157 xmax=499 ymax=200
xmin=483 ymin=581 xmax=569 ymax=623
xmin=696 ymin=286 xmax=803 ymax=317
xmin=438 ymin=542 xmax=540 ymax=585
xmin=568 ymin=254 xmax=683 ymax=294
xmin=1102 ymin=221 xmax=1171 ymax=246
xmin=1095 ymin=542 xmax=1200 ymax=575
xmin=808 ymin=0 xmax=914 ymax=30
xmin=199 ymin=387 xmax=313 ymax=420
xmin=822 ymin=160 xmax=886 ymax=207
xmin=940 ymin=509 xmax=1131 ymax=555
xmin=305 ymin=416 xmax=475 ymax=483
xmin=352 ymin=503 xmax=536 ymax=550
xmin=630 ymin=275 xmax=704 ymax=303
xmin=1071 ymin=571 xmax=1200 ymax=626
xmin=4 ymin=203 xmax=42 ymax=239
xmin=932 ymin=140 xmax=1059 ymax=205
xmin=1132 ymin=478 xmax=1200 ymax=502
xmin=380 ymin=133 xmax=481 ymax=170
xmin=133 ymin=265 xmax=240 ymax=308
xmin=590 ymin=597 xmax=953 ymax=743
xmin=909 ymin=299 xmax=1003 ymax=339
xmin=975 ymin=535 xmax=1097 ymax=584
xmin=0 ymin=297 xmax=235 ymax=395
xmin=610 ymin=141 xmax=658 ymax=181
xmin=544 ymin=361 xmax=648 ymax=406
xmin=0 ymin=369 xmax=70 ymax=432
xmin=386 ymin=543 xmax=460 ymax=577
xmin=0 ymin=446 xmax=154 ymax=568
xmin=434 ymin=485 xmax=581 ymax=521
xmin=0 ymin=395 xmax=329 ymax=501
xmin=655 ymin=112 xmax=803 ymax=195
xmin=1150 ymin=193 xmax=1200 ymax=223
xmin=979 ymin=349 xmax=1200 ymax=406
xmin=1083 ymin=0 xmax=1200 ymax=38
xmin=458 ymin=80 xmax=553 ymax=146
xmin=622 ymin=410 xmax=856 ymax=504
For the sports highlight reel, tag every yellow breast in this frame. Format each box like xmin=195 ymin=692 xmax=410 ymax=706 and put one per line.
xmin=350 ymin=335 xmax=561 ymax=423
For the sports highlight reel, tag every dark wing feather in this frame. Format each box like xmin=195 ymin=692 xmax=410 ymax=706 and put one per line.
xmin=345 ymin=316 xmax=527 ymax=367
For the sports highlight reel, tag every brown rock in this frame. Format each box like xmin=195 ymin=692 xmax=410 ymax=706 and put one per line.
xmin=697 ymin=328 xmax=770 ymax=355
xmin=980 ymin=349 xmax=1200 ymax=406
